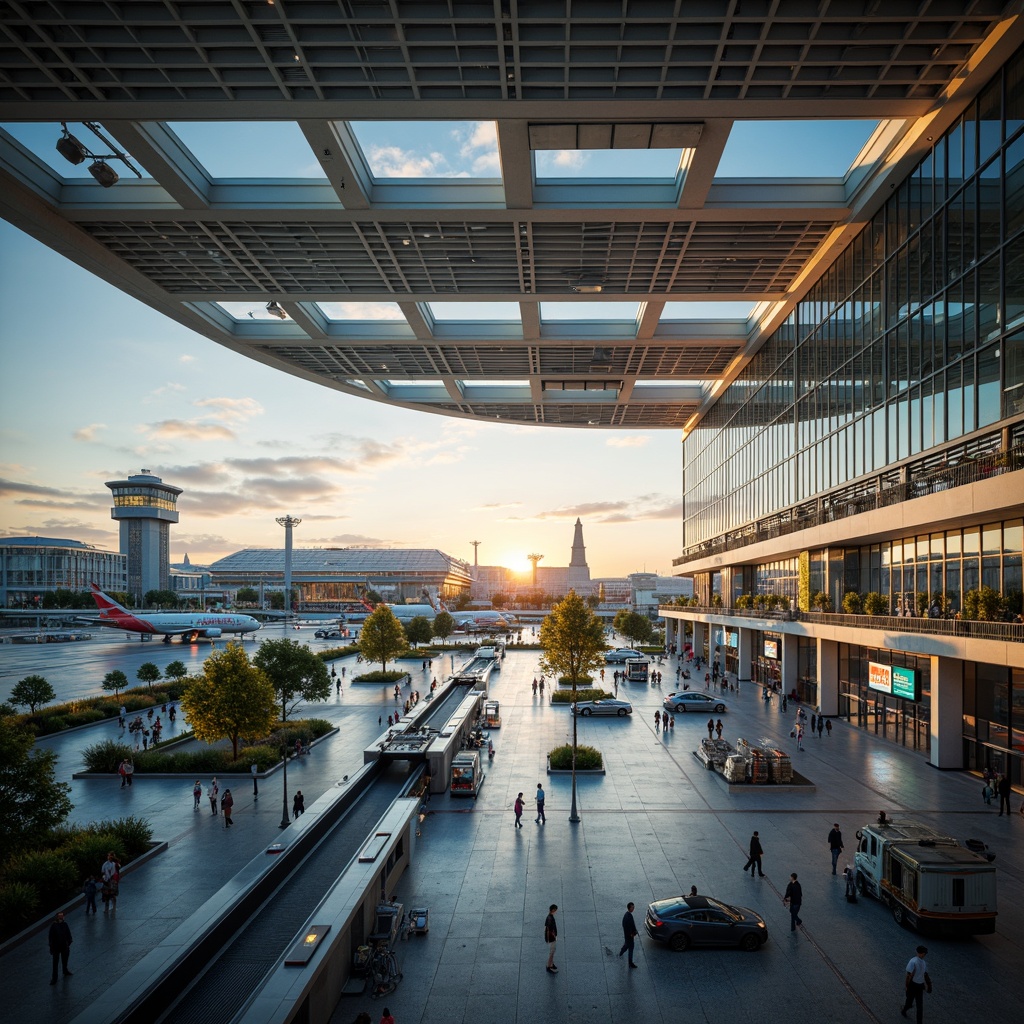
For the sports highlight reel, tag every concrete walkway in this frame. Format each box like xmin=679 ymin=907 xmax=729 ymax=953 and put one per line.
xmin=6 ymin=648 xmax=1023 ymax=1024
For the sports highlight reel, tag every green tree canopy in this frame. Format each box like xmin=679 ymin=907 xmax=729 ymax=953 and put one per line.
xmin=359 ymin=605 xmax=408 ymax=671
xmin=136 ymin=662 xmax=161 ymax=690
xmin=612 ymin=609 xmax=653 ymax=648
xmin=180 ymin=642 xmax=277 ymax=758
xmin=452 ymin=593 xmax=472 ymax=611
xmin=404 ymin=616 xmax=434 ymax=647
xmin=164 ymin=660 xmax=188 ymax=681
xmin=585 ymin=594 xmax=601 ymax=609
xmin=9 ymin=675 xmax=56 ymax=713
xmin=235 ymin=587 xmax=259 ymax=605
xmin=144 ymin=589 xmax=179 ymax=608
xmin=432 ymin=611 xmax=454 ymax=647
xmin=0 ymin=718 xmax=73 ymax=862
xmin=254 ymin=637 xmax=331 ymax=721
xmin=101 ymin=670 xmax=128 ymax=697
xmin=539 ymin=590 xmax=607 ymax=687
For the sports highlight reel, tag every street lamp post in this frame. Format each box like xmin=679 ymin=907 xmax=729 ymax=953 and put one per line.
xmin=569 ymin=673 xmax=581 ymax=823
xmin=279 ymin=741 xmax=290 ymax=829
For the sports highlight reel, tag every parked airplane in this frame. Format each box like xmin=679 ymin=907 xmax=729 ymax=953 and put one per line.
xmin=86 ymin=585 xmax=261 ymax=643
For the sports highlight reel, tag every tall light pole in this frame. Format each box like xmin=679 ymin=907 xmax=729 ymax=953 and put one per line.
xmin=569 ymin=671 xmax=581 ymax=823
xmin=279 ymin=739 xmax=291 ymax=829
xmin=276 ymin=515 xmax=301 ymax=619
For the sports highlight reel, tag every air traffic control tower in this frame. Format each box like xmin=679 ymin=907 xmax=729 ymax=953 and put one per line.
xmin=106 ymin=470 xmax=181 ymax=602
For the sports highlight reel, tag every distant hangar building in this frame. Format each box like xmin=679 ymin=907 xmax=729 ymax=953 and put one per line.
xmin=209 ymin=547 xmax=473 ymax=610
xmin=0 ymin=537 xmax=126 ymax=608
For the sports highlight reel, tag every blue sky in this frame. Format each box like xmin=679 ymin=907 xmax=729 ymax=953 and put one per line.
xmin=0 ymin=118 xmax=879 ymax=577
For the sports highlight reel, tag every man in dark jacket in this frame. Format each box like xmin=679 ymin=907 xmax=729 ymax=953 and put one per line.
xmin=784 ymin=873 xmax=803 ymax=931
xmin=743 ymin=831 xmax=765 ymax=876
xmin=48 ymin=911 xmax=73 ymax=984
xmin=618 ymin=902 xmax=639 ymax=968
xmin=997 ymin=774 xmax=1012 ymax=816
xmin=827 ymin=823 xmax=844 ymax=874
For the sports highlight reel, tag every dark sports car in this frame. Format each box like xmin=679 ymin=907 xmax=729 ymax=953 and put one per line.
xmin=644 ymin=894 xmax=768 ymax=952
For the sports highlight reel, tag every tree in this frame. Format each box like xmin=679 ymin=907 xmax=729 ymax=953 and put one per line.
xmin=101 ymin=670 xmax=128 ymax=697
xmin=585 ymin=594 xmax=601 ymax=609
xmin=144 ymin=589 xmax=178 ymax=608
xmin=404 ymin=616 xmax=434 ymax=647
xmin=433 ymin=611 xmax=454 ymax=647
xmin=491 ymin=593 xmax=507 ymax=610
xmin=452 ymin=592 xmax=472 ymax=611
xmin=9 ymin=675 xmax=56 ymax=714
xmin=613 ymin=609 xmax=653 ymax=648
xmin=136 ymin=662 xmax=161 ymax=691
xmin=164 ymin=660 xmax=188 ymax=681
xmin=180 ymin=642 xmax=277 ymax=759
xmin=359 ymin=605 xmax=408 ymax=671
xmin=0 ymin=718 xmax=74 ymax=862
xmin=235 ymin=587 xmax=259 ymax=605
xmin=254 ymin=637 xmax=331 ymax=722
xmin=540 ymin=591 xmax=607 ymax=686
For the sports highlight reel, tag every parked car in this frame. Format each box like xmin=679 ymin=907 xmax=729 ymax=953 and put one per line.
xmin=605 ymin=648 xmax=643 ymax=663
xmin=571 ymin=699 xmax=633 ymax=717
xmin=644 ymin=894 xmax=768 ymax=952
xmin=662 ymin=692 xmax=729 ymax=713
xmin=314 ymin=628 xmax=343 ymax=639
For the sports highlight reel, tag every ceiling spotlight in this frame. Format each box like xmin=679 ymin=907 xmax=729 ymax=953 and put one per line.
xmin=265 ymin=301 xmax=288 ymax=320
xmin=573 ymin=282 xmax=603 ymax=294
xmin=87 ymin=160 xmax=119 ymax=188
xmin=56 ymin=130 xmax=88 ymax=165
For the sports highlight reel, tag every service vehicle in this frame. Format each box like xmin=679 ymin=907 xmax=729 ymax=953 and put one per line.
xmin=605 ymin=648 xmax=644 ymax=663
xmin=854 ymin=818 xmax=997 ymax=934
xmin=663 ymin=692 xmax=729 ymax=713
xmin=449 ymin=750 xmax=483 ymax=797
xmin=571 ymin=698 xmax=633 ymax=717
xmin=625 ymin=659 xmax=650 ymax=683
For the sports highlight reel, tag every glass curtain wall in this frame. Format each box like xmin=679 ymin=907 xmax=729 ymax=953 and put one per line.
xmin=962 ymin=663 xmax=1024 ymax=786
xmin=683 ymin=49 xmax=1024 ymax=547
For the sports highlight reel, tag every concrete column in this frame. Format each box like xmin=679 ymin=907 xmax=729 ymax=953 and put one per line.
xmin=692 ymin=621 xmax=706 ymax=661
xmin=665 ymin=618 xmax=678 ymax=653
xmin=781 ymin=633 xmax=799 ymax=695
xmin=818 ymin=638 xmax=839 ymax=716
xmin=930 ymin=655 xmax=964 ymax=770
xmin=737 ymin=627 xmax=753 ymax=683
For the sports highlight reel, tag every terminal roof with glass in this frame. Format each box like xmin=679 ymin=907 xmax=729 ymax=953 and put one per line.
xmin=2 ymin=3 xmax=1021 ymax=429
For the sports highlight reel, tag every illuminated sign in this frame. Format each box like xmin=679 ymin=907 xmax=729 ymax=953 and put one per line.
xmin=763 ymin=638 xmax=780 ymax=660
xmin=726 ymin=631 xmax=739 ymax=649
xmin=868 ymin=662 xmax=918 ymax=700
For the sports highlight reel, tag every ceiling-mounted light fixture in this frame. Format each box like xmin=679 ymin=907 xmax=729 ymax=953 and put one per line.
xmin=573 ymin=282 xmax=603 ymax=294
xmin=56 ymin=127 xmax=88 ymax=165
xmin=88 ymin=160 xmax=119 ymax=188
xmin=265 ymin=301 xmax=288 ymax=320
xmin=54 ymin=121 xmax=142 ymax=185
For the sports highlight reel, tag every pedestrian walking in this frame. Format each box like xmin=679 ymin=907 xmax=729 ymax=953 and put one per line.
xmin=997 ymin=773 xmax=1012 ymax=815
xmin=193 ymin=779 xmax=202 ymax=810
xmin=810 ymin=712 xmax=817 ymax=733
xmin=101 ymin=852 xmax=120 ymax=912
xmin=293 ymin=789 xmax=305 ymax=818
xmin=47 ymin=911 xmax=73 ymax=985
xmin=535 ymin=783 xmax=546 ymax=824
xmin=251 ymin=762 xmax=259 ymax=798
xmin=118 ymin=759 xmax=127 ymax=788
xmin=514 ymin=792 xmax=524 ymax=828
xmin=782 ymin=694 xmax=788 ymax=712
xmin=221 ymin=788 xmax=234 ymax=827
xmin=783 ymin=873 xmax=803 ymax=931
xmin=828 ymin=822 xmax=844 ymax=874
xmin=817 ymin=716 xmax=825 ymax=738
xmin=654 ymin=709 xmax=661 ymax=729
xmin=669 ymin=715 xmax=675 ymax=730
xmin=715 ymin=718 xmax=723 ymax=739
xmin=544 ymin=904 xmax=558 ymax=973
xmin=706 ymin=717 xmax=714 ymax=739
xmin=743 ymin=831 xmax=765 ymax=876
xmin=901 ymin=945 xmax=932 ymax=1023
xmin=208 ymin=777 xmax=219 ymax=815
xmin=797 ymin=725 xmax=805 ymax=751
xmin=124 ymin=760 xmax=134 ymax=787
xmin=618 ymin=902 xmax=639 ymax=967
xmin=81 ymin=875 xmax=99 ymax=914
xmin=825 ymin=718 xmax=832 ymax=738
xmin=379 ymin=1008 xmax=395 ymax=1024
xmin=982 ymin=779 xmax=994 ymax=805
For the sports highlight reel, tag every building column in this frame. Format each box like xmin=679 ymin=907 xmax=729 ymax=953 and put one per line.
xmin=692 ymin=621 xmax=706 ymax=661
xmin=781 ymin=633 xmax=799 ymax=695
xmin=930 ymin=655 xmax=964 ymax=770
xmin=737 ymin=627 xmax=753 ymax=683
xmin=818 ymin=638 xmax=839 ymax=716
xmin=665 ymin=618 xmax=678 ymax=653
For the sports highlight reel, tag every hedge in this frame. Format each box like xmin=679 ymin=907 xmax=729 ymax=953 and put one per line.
xmin=548 ymin=744 xmax=604 ymax=771
xmin=353 ymin=670 xmax=410 ymax=683
xmin=317 ymin=643 xmax=360 ymax=661
xmin=550 ymin=688 xmax=611 ymax=704
xmin=556 ymin=675 xmax=594 ymax=687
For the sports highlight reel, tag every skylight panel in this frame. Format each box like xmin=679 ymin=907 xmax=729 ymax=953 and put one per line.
xmin=348 ymin=121 xmax=499 ymax=180
xmin=541 ymin=302 xmax=641 ymax=321
xmin=534 ymin=149 xmax=684 ymax=181
xmin=166 ymin=122 xmax=324 ymax=178
xmin=717 ymin=121 xmax=878 ymax=178
xmin=428 ymin=302 xmax=521 ymax=322
xmin=316 ymin=302 xmax=405 ymax=321
xmin=216 ymin=302 xmax=285 ymax=321
xmin=661 ymin=302 xmax=754 ymax=320
xmin=2 ymin=121 xmax=151 ymax=177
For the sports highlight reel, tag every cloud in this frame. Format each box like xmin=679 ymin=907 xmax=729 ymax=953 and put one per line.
xmin=512 ymin=496 xmax=682 ymax=525
xmin=366 ymin=145 xmax=450 ymax=178
xmin=551 ymin=150 xmax=587 ymax=170
xmin=148 ymin=382 xmax=186 ymax=399
xmin=192 ymin=396 xmax=264 ymax=424
xmin=179 ymin=354 xmax=195 ymax=363
xmin=73 ymin=423 xmax=107 ymax=442
xmin=16 ymin=498 xmax=103 ymax=511
xmin=0 ymin=518 xmax=118 ymax=547
xmin=143 ymin=420 xmax=237 ymax=442
xmin=455 ymin=121 xmax=500 ymax=175
xmin=473 ymin=501 xmax=523 ymax=511
xmin=0 ymin=478 xmax=73 ymax=499
xmin=607 ymin=435 xmax=650 ymax=449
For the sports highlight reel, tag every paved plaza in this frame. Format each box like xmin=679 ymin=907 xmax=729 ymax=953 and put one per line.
xmin=3 ymin=642 xmax=1022 ymax=1024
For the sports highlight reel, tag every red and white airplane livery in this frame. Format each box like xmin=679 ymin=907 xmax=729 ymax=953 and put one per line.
xmin=88 ymin=584 xmax=261 ymax=643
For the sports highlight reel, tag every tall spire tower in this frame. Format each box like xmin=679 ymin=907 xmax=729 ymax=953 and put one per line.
xmin=568 ymin=518 xmax=592 ymax=594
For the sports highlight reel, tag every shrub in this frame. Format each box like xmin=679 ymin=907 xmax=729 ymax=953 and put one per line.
xmin=6 ymin=850 xmax=78 ymax=907
xmin=0 ymin=883 xmax=39 ymax=932
xmin=550 ymin=688 xmax=610 ymax=704
xmin=228 ymin=745 xmax=279 ymax=772
xmin=842 ymin=591 xmax=863 ymax=614
xmin=353 ymin=670 xmax=408 ymax=683
xmin=58 ymin=832 xmax=124 ymax=879
xmin=812 ymin=591 xmax=833 ymax=612
xmin=82 ymin=739 xmax=135 ymax=773
xmin=863 ymin=591 xmax=888 ymax=615
xmin=101 ymin=816 xmax=153 ymax=854
xmin=317 ymin=644 xmax=360 ymax=662
xmin=557 ymin=675 xmax=594 ymax=687
xmin=734 ymin=594 xmax=753 ymax=610
xmin=548 ymin=744 xmax=603 ymax=771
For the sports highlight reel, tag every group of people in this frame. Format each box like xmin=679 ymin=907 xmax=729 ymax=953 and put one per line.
xmin=53 ymin=852 xmax=122 ymax=983
xmin=512 ymin=784 xmax=547 ymax=827
xmin=981 ymin=768 xmax=1021 ymax=815
xmin=653 ymin=709 xmax=675 ymax=730
xmin=705 ymin=717 xmax=724 ymax=739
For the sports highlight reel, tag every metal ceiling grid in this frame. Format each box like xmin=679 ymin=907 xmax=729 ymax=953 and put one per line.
xmin=0 ymin=0 xmax=1003 ymax=104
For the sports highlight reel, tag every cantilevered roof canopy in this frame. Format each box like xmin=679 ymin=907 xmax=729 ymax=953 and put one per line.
xmin=1 ymin=2 xmax=1022 ymax=429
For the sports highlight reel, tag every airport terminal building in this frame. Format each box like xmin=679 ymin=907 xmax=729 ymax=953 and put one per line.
xmin=0 ymin=536 xmax=126 ymax=607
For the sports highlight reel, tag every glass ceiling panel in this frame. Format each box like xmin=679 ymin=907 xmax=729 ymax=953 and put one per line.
xmin=167 ymin=122 xmax=323 ymax=178
xmin=2 ymin=121 xmax=151 ymax=177
xmin=216 ymin=301 xmax=283 ymax=321
xmin=534 ymin=149 xmax=684 ymax=180
xmin=348 ymin=121 xmax=499 ymax=179
xmin=316 ymin=302 xmax=405 ymax=321
xmin=661 ymin=302 xmax=754 ymax=320
xmin=717 ymin=121 xmax=878 ymax=178
xmin=541 ymin=302 xmax=640 ymax=321
xmin=428 ymin=302 xmax=521 ymax=321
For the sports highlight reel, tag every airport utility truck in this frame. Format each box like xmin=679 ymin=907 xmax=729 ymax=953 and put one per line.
xmin=854 ymin=819 xmax=996 ymax=935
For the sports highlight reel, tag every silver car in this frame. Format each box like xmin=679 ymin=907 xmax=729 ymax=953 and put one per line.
xmin=663 ymin=692 xmax=728 ymax=713
xmin=571 ymin=699 xmax=633 ymax=717
xmin=605 ymin=648 xmax=643 ymax=663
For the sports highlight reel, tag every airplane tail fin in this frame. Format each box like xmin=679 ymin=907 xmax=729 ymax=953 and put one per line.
xmin=90 ymin=583 xmax=129 ymax=616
